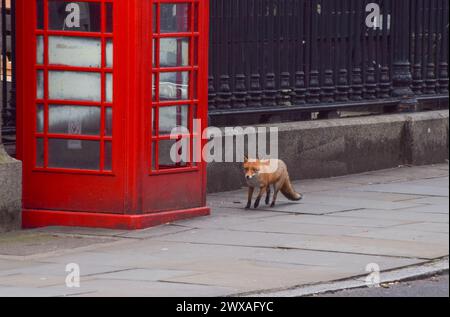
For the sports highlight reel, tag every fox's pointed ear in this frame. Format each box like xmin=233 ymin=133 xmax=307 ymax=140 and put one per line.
xmin=243 ymin=155 xmax=248 ymax=163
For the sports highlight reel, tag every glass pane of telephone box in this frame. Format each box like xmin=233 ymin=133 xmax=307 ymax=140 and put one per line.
xmin=104 ymin=141 xmax=112 ymax=171
xmin=105 ymin=3 xmax=113 ymax=33
xmin=106 ymin=39 xmax=113 ymax=67
xmin=105 ymin=107 xmax=113 ymax=136
xmin=49 ymin=71 xmax=101 ymax=101
xmin=37 ymin=0 xmax=44 ymax=29
xmin=37 ymin=71 xmax=44 ymax=99
xmin=36 ymin=138 xmax=44 ymax=168
xmin=48 ymin=139 xmax=100 ymax=170
xmin=158 ymin=139 xmax=189 ymax=169
xmin=106 ymin=73 xmax=113 ymax=102
xmin=159 ymin=37 xmax=189 ymax=67
xmin=48 ymin=105 xmax=101 ymax=136
xmin=48 ymin=36 xmax=102 ymax=67
xmin=36 ymin=36 xmax=44 ymax=64
xmin=36 ymin=104 xmax=44 ymax=133
xmin=159 ymin=72 xmax=189 ymax=101
xmin=157 ymin=105 xmax=189 ymax=136
xmin=160 ymin=4 xmax=190 ymax=33
xmin=48 ymin=1 xmax=101 ymax=32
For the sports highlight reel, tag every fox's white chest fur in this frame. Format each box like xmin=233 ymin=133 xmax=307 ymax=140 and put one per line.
xmin=245 ymin=175 xmax=261 ymax=188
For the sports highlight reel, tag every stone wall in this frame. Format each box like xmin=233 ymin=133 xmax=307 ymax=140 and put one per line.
xmin=207 ymin=110 xmax=449 ymax=193
xmin=0 ymin=99 xmax=21 ymax=233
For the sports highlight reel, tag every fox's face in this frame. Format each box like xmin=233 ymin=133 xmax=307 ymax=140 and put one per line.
xmin=243 ymin=159 xmax=261 ymax=180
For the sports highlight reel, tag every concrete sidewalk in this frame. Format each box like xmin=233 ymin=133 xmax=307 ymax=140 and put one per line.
xmin=0 ymin=164 xmax=448 ymax=297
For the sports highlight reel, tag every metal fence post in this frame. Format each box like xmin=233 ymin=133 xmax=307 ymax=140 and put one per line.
xmin=392 ymin=0 xmax=417 ymax=111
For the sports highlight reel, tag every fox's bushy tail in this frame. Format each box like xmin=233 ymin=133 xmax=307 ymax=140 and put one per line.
xmin=281 ymin=177 xmax=303 ymax=201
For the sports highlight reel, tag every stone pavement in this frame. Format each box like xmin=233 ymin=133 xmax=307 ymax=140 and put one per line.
xmin=0 ymin=164 xmax=448 ymax=297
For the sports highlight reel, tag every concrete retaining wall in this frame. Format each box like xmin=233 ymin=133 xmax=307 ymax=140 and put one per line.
xmin=207 ymin=110 xmax=449 ymax=193
xmin=0 ymin=148 xmax=22 ymax=232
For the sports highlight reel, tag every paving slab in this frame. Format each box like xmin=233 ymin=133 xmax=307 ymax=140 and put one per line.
xmin=65 ymin=279 xmax=237 ymax=297
xmin=293 ymin=194 xmax=424 ymax=211
xmin=332 ymin=209 xmax=449 ymax=223
xmin=0 ymin=285 xmax=95 ymax=297
xmin=259 ymin=203 xmax=361 ymax=215
xmin=388 ymin=222 xmax=449 ymax=234
xmin=348 ymin=227 xmax=450 ymax=244
xmin=0 ymin=231 xmax=116 ymax=257
xmin=227 ymin=219 xmax=370 ymax=236
xmin=268 ymin=214 xmax=419 ymax=228
xmin=368 ymin=165 xmax=449 ymax=179
xmin=395 ymin=204 xmax=449 ymax=214
xmin=355 ymin=183 xmax=449 ymax=197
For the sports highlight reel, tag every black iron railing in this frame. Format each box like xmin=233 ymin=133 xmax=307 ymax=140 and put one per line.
xmin=208 ymin=0 xmax=449 ymax=122
xmin=1 ymin=0 xmax=15 ymax=150
xmin=1 ymin=0 xmax=449 ymax=138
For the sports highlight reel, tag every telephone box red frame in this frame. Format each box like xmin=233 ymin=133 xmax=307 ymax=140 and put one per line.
xmin=16 ymin=0 xmax=210 ymax=230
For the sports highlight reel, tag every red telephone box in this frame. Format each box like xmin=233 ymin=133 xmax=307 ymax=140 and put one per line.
xmin=16 ymin=0 xmax=210 ymax=229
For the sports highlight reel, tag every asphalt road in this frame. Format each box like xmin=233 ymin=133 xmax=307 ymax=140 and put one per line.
xmin=318 ymin=273 xmax=449 ymax=297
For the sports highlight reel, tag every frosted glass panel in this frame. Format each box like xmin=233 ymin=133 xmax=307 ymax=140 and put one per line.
xmin=36 ymin=104 xmax=44 ymax=133
xmin=152 ymin=73 xmax=156 ymax=101
xmin=48 ymin=139 xmax=100 ymax=170
xmin=37 ymin=36 xmax=44 ymax=64
xmin=106 ymin=3 xmax=113 ymax=33
xmin=49 ymin=71 xmax=101 ymax=101
xmin=49 ymin=36 xmax=101 ymax=67
xmin=48 ymin=1 xmax=101 ymax=32
xmin=159 ymin=72 xmax=189 ymax=101
xmin=48 ymin=105 xmax=101 ymax=135
xmin=106 ymin=73 xmax=113 ymax=102
xmin=105 ymin=107 xmax=113 ymax=136
xmin=158 ymin=105 xmax=189 ymax=135
xmin=37 ymin=0 xmax=44 ymax=29
xmin=36 ymin=138 xmax=44 ymax=168
xmin=160 ymin=4 xmax=190 ymax=33
xmin=158 ymin=139 xmax=188 ymax=168
xmin=104 ymin=141 xmax=112 ymax=171
xmin=37 ymin=71 xmax=44 ymax=99
xmin=106 ymin=39 xmax=113 ymax=67
xmin=160 ymin=37 xmax=189 ymax=67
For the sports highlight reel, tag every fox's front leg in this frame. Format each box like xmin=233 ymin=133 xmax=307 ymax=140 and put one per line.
xmin=254 ymin=186 xmax=267 ymax=209
xmin=246 ymin=187 xmax=255 ymax=209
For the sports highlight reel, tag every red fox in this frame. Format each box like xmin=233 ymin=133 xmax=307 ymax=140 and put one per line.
xmin=243 ymin=157 xmax=303 ymax=209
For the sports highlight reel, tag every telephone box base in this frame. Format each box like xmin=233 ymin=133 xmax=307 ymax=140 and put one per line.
xmin=22 ymin=207 xmax=210 ymax=230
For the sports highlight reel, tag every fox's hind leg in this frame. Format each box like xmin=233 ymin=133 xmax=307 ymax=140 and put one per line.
xmin=270 ymin=180 xmax=285 ymax=207
xmin=265 ymin=187 xmax=271 ymax=205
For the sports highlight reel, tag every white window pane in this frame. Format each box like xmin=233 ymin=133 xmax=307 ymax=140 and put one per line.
xmin=158 ymin=105 xmax=189 ymax=135
xmin=49 ymin=36 xmax=101 ymax=67
xmin=37 ymin=71 xmax=44 ymax=99
xmin=48 ymin=1 xmax=101 ymax=33
xmin=48 ymin=105 xmax=101 ymax=135
xmin=37 ymin=36 xmax=44 ymax=64
xmin=106 ymin=39 xmax=113 ymax=67
xmin=106 ymin=73 xmax=113 ymax=102
xmin=104 ymin=141 xmax=112 ymax=171
xmin=160 ymin=37 xmax=189 ymax=67
xmin=48 ymin=139 xmax=100 ymax=170
xmin=36 ymin=138 xmax=44 ymax=167
xmin=160 ymin=4 xmax=190 ymax=33
xmin=159 ymin=72 xmax=189 ymax=101
xmin=36 ymin=104 xmax=44 ymax=132
xmin=105 ymin=107 xmax=113 ymax=136
xmin=49 ymin=71 xmax=101 ymax=101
